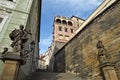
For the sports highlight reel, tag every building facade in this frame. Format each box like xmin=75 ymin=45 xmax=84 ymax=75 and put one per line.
xmin=44 ymin=16 xmax=84 ymax=71
xmin=38 ymin=55 xmax=46 ymax=70
xmin=53 ymin=16 xmax=84 ymax=43
xmin=0 ymin=0 xmax=41 ymax=80
xmin=54 ymin=0 xmax=120 ymax=80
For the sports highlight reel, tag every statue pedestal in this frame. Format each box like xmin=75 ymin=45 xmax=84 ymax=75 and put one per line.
xmin=1 ymin=54 xmax=23 ymax=80
xmin=99 ymin=62 xmax=118 ymax=80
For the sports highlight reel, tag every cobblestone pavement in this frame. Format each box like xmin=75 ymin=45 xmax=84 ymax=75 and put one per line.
xmin=28 ymin=71 xmax=80 ymax=80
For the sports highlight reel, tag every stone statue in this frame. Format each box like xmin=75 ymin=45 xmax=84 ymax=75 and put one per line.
xmin=1 ymin=47 xmax=8 ymax=58
xmin=96 ymin=41 xmax=109 ymax=64
xmin=0 ymin=25 xmax=32 ymax=65
xmin=9 ymin=25 xmax=32 ymax=55
xmin=2 ymin=47 xmax=8 ymax=55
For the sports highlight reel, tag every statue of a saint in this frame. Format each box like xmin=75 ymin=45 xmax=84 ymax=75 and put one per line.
xmin=9 ymin=25 xmax=31 ymax=55
xmin=96 ymin=41 xmax=109 ymax=64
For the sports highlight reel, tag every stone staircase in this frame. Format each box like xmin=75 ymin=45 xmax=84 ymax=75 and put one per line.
xmin=27 ymin=71 xmax=80 ymax=80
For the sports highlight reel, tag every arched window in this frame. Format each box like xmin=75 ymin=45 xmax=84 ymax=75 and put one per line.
xmin=68 ymin=21 xmax=73 ymax=26
xmin=62 ymin=20 xmax=67 ymax=25
xmin=56 ymin=19 xmax=61 ymax=24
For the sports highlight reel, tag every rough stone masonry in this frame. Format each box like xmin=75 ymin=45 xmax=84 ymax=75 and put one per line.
xmin=54 ymin=1 xmax=120 ymax=80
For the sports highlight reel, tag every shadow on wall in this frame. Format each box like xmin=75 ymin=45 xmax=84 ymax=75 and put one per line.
xmin=54 ymin=47 xmax=65 ymax=72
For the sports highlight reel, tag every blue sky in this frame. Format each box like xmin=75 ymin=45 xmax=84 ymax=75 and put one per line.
xmin=40 ymin=0 xmax=103 ymax=54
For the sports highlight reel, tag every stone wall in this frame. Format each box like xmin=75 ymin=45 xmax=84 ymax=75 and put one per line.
xmin=54 ymin=1 xmax=120 ymax=80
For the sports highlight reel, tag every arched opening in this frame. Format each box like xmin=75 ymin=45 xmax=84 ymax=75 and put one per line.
xmin=62 ymin=20 xmax=67 ymax=25
xmin=56 ymin=19 xmax=61 ymax=24
xmin=68 ymin=21 xmax=73 ymax=26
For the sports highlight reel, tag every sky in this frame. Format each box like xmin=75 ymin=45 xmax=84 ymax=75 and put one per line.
xmin=40 ymin=0 xmax=103 ymax=54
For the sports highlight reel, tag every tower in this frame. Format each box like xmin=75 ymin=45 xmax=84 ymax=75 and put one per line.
xmin=53 ymin=16 xmax=84 ymax=43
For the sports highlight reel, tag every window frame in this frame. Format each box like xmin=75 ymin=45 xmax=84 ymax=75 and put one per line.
xmin=65 ymin=28 xmax=68 ymax=32
xmin=58 ymin=26 xmax=62 ymax=31
xmin=71 ymin=29 xmax=74 ymax=33
xmin=0 ymin=15 xmax=8 ymax=32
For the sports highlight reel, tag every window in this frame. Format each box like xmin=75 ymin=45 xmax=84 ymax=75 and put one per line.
xmin=58 ymin=34 xmax=63 ymax=40
xmin=59 ymin=26 xmax=62 ymax=31
xmin=0 ymin=15 xmax=8 ymax=32
xmin=62 ymin=20 xmax=67 ymax=25
xmin=65 ymin=35 xmax=69 ymax=40
xmin=0 ymin=18 xmax=3 ymax=23
xmin=71 ymin=29 xmax=74 ymax=33
xmin=68 ymin=21 xmax=73 ymax=26
xmin=56 ymin=19 xmax=61 ymax=24
xmin=65 ymin=28 xmax=68 ymax=32
xmin=77 ymin=19 xmax=79 ymax=21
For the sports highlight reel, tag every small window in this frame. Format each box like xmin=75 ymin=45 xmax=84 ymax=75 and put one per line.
xmin=62 ymin=20 xmax=67 ymax=25
xmin=59 ymin=26 xmax=62 ymax=31
xmin=68 ymin=21 xmax=73 ymax=26
xmin=56 ymin=19 xmax=61 ymax=24
xmin=0 ymin=17 xmax=3 ymax=23
xmin=71 ymin=29 xmax=74 ymax=33
xmin=58 ymin=34 xmax=63 ymax=40
xmin=65 ymin=35 xmax=69 ymax=40
xmin=65 ymin=28 xmax=68 ymax=32
xmin=77 ymin=19 xmax=79 ymax=21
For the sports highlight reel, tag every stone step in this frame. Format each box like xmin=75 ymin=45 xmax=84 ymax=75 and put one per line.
xmin=28 ymin=72 xmax=80 ymax=80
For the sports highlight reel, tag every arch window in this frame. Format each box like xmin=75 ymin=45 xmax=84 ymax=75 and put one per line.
xmin=68 ymin=21 xmax=73 ymax=26
xmin=56 ymin=19 xmax=61 ymax=24
xmin=62 ymin=20 xmax=67 ymax=25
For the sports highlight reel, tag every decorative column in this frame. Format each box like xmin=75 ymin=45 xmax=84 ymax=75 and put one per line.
xmin=0 ymin=25 xmax=31 ymax=80
xmin=96 ymin=41 xmax=118 ymax=80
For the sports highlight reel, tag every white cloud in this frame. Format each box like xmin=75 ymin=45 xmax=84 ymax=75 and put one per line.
xmin=43 ymin=0 xmax=103 ymax=19
xmin=49 ymin=0 xmax=103 ymax=11
xmin=39 ymin=35 xmax=52 ymax=54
